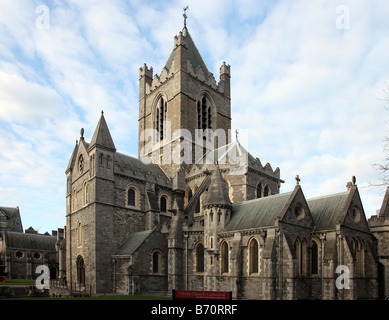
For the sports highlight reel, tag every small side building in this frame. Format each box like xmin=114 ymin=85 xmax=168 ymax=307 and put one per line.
xmin=0 ymin=206 xmax=63 ymax=281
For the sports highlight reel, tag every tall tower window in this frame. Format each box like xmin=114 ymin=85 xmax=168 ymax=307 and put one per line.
xmin=256 ymin=183 xmax=262 ymax=198
xmin=197 ymin=95 xmax=212 ymax=133
xmin=155 ymin=97 xmax=167 ymax=142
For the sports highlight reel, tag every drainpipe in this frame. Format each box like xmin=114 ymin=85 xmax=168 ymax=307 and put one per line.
xmin=184 ymin=234 xmax=188 ymax=290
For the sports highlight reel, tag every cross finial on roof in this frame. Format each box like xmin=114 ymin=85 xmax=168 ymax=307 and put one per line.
xmin=295 ymin=175 xmax=301 ymax=185
xmin=183 ymin=6 xmax=189 ymax=28
xmin=235 ymin=129 xmax=239 ymax=141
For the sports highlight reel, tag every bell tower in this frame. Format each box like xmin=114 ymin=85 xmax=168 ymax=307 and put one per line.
xmin=138 ymin=12 xmax=231 ymax=178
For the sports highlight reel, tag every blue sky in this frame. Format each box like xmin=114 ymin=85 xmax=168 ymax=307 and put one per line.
xmin=0 ymin=0 xmax=389 ymax=233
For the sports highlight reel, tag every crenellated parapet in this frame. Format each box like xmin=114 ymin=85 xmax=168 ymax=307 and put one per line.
xmin=250 ymin=158 xmax=280 ymax=179
xmin=140 ymin=59 xmax=230 ymax=96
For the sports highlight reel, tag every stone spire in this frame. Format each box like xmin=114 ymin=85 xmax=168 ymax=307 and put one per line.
xmin=203 ymin=165 xmax=231 ymax=208
xmin=89 ymin=111 xmax=116 ymax=151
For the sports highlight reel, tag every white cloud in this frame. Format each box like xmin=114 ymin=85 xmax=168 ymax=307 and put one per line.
xmin=0 ymin=70 xmax=64 ymax=124
xmin=0 ymin=0 xmax=389 ymax=232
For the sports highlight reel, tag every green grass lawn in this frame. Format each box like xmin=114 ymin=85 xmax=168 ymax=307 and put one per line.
xmin=0 ymin=279 xmax=36 ymax=286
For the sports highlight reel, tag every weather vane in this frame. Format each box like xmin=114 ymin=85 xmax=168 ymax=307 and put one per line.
xmin=183 ymin=6 xmax=189 ymax=28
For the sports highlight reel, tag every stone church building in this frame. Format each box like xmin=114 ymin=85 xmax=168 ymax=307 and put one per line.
xmin=62 ymin=21 xmax=387 ymax=300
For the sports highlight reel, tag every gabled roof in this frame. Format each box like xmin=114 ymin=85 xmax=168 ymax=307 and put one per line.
xmin=199 ymin=139 xmax=250 ymax=166
xmin=164 ymin=27 xmax=210 ymax=75
xmin=307 ymin=191 xmax=350 ymax=231
xmin=3 ymin=231 xmax=56 ymax=251
xmin=89 ymin=112 xmax=116 ymax=151
xmin=115 ymin=152 xmax=168 ymax=180
xmin=225 ymin=192 xmax=293 ymax=231
xmin=0 ymin=207 xmax=23 ymax=233
xmin=114 ymin=230 xmax=153 ymax=256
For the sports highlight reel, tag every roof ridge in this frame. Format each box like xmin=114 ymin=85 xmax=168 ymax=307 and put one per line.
xmin=232 ymin=191 xmax=293 ymax=207
xmin=307 ymin=190 xmax=350 ymax=202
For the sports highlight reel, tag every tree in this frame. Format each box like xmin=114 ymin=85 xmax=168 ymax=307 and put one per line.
xmin=373 ymin=83 xmax=389 ymax=186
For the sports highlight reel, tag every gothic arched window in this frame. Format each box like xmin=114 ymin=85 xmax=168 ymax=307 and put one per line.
xmin=197 ymin=95 xmax=212 ymax=133
xmin=160 ymin=195 xmax=167 ymax=212
xmin=295 ymin=238 xmax=307 ymax=276
xmin=77 ymin=256 xmax=85 ymax=285
xmin=187 ymin=188 xmax=193 ymax=205
xmin=311 ymin=240 xmax=319 ymax=275
xmin=256 ymin=183 xmax=262 ymax=198
xmin=127 ymin=187 xmax=139 ymax=208
xmin=221 ymin=241 xmax=229 ymax=274
xmin=264 ymin=185 xmax=270 ymax=197
xmin=195 ymin=242 xmax=204 ymax=273
xmin=249 ymin=238 xmax=259 ymax=274
xmin=155 ymin=96 xmax=167 ymax=142
xmin=152 ymin=250 xmax=163 ymax=274
xmin=354 ymin=238 xmax=365 ymax=276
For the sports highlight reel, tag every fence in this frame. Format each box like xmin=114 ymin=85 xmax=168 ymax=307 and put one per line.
xmin=50 ymin=279 xmax=92 ymax=297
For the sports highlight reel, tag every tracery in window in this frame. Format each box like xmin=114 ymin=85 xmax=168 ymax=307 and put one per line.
xmin=155 ymin=96 xmax=167 ymax=142
xmin=197 ymin=95 xmax=212 ymax=136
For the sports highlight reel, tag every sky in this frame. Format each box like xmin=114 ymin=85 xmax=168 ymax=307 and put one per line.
xmin=0 ymin=0 xmax=389 ymax=234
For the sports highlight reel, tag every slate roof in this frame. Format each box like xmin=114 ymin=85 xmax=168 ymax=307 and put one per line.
xmin=3 ymin=231 xmax=56 ymax=251
xmin=0 ymin=207 xmax=23 ymax=233
xmin=0 ymin=207 xmax=19 ymax=220
xmin=164 ymin=28 xmax=210 ymax=75
xmin=114 ymin=152 xmax=168 ymax=180
xmin=307 ymin=191 xmax=350 ymax=231
xmin=225 ymin=192 xmax=293 ymax=231
xmin=198 ymin=139 xmax=251 ymax=166
xmin=114 ymin=230 xmax=153 ymax=256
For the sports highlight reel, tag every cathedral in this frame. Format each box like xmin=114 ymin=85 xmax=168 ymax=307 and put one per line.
xmin=62 ymin=19 xmax=389 ymax=300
